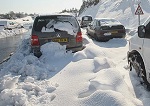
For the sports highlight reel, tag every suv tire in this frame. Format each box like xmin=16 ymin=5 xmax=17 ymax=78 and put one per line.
xmin=128 ymin=53 xmax=150 ymax=89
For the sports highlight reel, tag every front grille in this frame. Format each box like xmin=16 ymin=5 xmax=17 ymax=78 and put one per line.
xmin=101 ymin=26 xmax=110 ymax=30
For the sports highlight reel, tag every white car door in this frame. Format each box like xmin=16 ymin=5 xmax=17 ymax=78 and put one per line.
xmin=142 ymin=21 xmax=150 ymax=81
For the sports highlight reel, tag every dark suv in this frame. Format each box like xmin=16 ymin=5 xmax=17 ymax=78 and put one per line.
xmin=31 ymin=14 xmax=83 ymax=57
xmin=80 ymin=15 xmax=93 ymax=28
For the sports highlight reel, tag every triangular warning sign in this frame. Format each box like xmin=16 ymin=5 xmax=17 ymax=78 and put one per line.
xmin=135 ymin=4 xmax=144 ymax=15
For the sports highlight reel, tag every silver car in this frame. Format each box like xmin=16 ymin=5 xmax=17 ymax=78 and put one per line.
xmin=87 ymin=18 xmax=126 ymax=41
xmin=31 ymin=14 xmax=83 ymax=57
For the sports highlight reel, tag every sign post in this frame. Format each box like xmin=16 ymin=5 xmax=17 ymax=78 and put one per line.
xmin=135 ymin=3 xmax=144 ymax=26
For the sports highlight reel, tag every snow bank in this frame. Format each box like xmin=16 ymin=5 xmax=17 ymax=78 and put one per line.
xmin=0 ymin=31 xmax=143 ymax=105
xmin=15 ymin=16 xmax=34 ymax=25
xmin=0 ymin=28 xmax=27 ymax=38
xmin=0 ymin=16 xmax=33 ymax=39
xmin=80 ymin=0 xmax=150 ymax=28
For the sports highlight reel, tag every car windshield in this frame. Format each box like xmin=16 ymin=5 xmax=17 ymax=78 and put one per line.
xmin=34 ymin=15 xmax=78 ymax=34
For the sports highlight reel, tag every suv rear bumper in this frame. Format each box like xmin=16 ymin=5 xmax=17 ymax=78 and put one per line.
xmin=98 ymin=33 xmax=126 ymax=41
xmin=67 ymin=45 xmax=85 ymax=52
xmin=32 ymin=45 xmax=85 ymax=57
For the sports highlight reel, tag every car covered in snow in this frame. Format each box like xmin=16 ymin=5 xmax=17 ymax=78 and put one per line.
xmin=86 ymin=18 xmax=126 ymax=41
xmin=80 ymin=15 xmax=93 ymax=28
xmin=128 ymin=17 xmax=150 ymax=89
xmin=31 ymin=14 xmax=83 ymax=57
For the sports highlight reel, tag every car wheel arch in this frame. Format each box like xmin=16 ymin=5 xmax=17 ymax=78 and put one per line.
xmin=128 ymin=50 xmax=150 ymax=87
xmin=94 ymin=33 xmax=99 ymax=40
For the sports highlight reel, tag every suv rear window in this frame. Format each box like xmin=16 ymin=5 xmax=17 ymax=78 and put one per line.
xmin=33 ymin=15 xmax=79 ymax=33
xmin=82 ymin=16 xmax=92 ymax=21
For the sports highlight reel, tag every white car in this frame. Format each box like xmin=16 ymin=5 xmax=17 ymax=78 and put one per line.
xmin=128 ymin=17 xmax=150 ymax=89
xmin=0 ymin=19 xmax=19 ymax=30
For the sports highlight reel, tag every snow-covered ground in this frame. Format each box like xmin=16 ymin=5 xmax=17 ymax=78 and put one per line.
xmin=0 ymin=28 xmax=150 ymax=106
xmin=0 ymin=16 xmax=33 ymax=39
xmin=0 ymin=0 xmax=150 ymax=106
xmin=79 ymin=0 xmax=150 ymax=29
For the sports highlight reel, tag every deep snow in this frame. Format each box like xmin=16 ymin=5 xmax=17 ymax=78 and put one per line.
xmin=0 ymin=28 xmax=150 ymax=106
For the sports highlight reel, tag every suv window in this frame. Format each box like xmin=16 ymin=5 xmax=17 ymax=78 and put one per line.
xmin=33 ymin=15 xmax=78 ymax=32
xmin=82 ymin=16 xmax=92 ymax=21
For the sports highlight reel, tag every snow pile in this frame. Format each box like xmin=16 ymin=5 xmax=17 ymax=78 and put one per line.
xmin=79 ymin=0 xmax=150 ymax=28
xmin=0 ymin=16 xmax=33 ymax=38
xmin=0 ymin=29 xmax=144 ymax=106
xmin=0 ymin=28 xmax=27 ymax=38
xmin=15 ymin=16 xmax=34 ymax=25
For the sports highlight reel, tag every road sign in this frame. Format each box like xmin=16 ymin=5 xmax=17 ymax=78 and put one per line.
xmin=135 ymin=4 xmax=144 ymax=15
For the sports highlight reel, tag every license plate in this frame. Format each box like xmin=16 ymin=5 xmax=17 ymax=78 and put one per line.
xmin=52 ymin=38 xmax=68 ymax=42
xmin=104 ymin=32 xmax=111 ymax=36
xmin=111 ymin=31 xmax=118 ymax=34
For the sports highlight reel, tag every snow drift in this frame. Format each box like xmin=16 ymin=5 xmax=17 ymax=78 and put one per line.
xmin=79 ymin=0 xmax=150 ymax=28
xmin=0 ymin=31 xmax=143 ymax=105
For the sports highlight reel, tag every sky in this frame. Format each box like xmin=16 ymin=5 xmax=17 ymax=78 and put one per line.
xmin=0 ymin=0 xmax=82 ymax=14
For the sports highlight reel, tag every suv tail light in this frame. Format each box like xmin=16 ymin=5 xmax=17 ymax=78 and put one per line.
xmin=31 ymin=35 xmax=40 ymax=46
xmin=76 ymin=32 xmax=82 ymax=42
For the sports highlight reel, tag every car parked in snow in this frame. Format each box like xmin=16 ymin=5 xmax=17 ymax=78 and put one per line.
xmin=86 ymin=18 xmax=126 ymax=41
xmin=128 ymin=17 xmax=150 ymax=89
xmin=31 ymin=14 xmax=83 ymax=57
xmin=80 ymin=15 xmax=93 ymax=28
xmin=0 ymin=19 xmax=19 ymax=30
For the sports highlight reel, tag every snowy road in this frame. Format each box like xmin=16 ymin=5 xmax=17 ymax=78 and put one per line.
xmin=0 ymin=35 xmax=22 ymax=63
xmin=0 ymin=30 xmax=31 ymax=63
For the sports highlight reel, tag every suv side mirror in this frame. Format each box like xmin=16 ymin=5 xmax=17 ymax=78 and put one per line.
xmin=138 ymin=25 xmax=145 ymax=38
